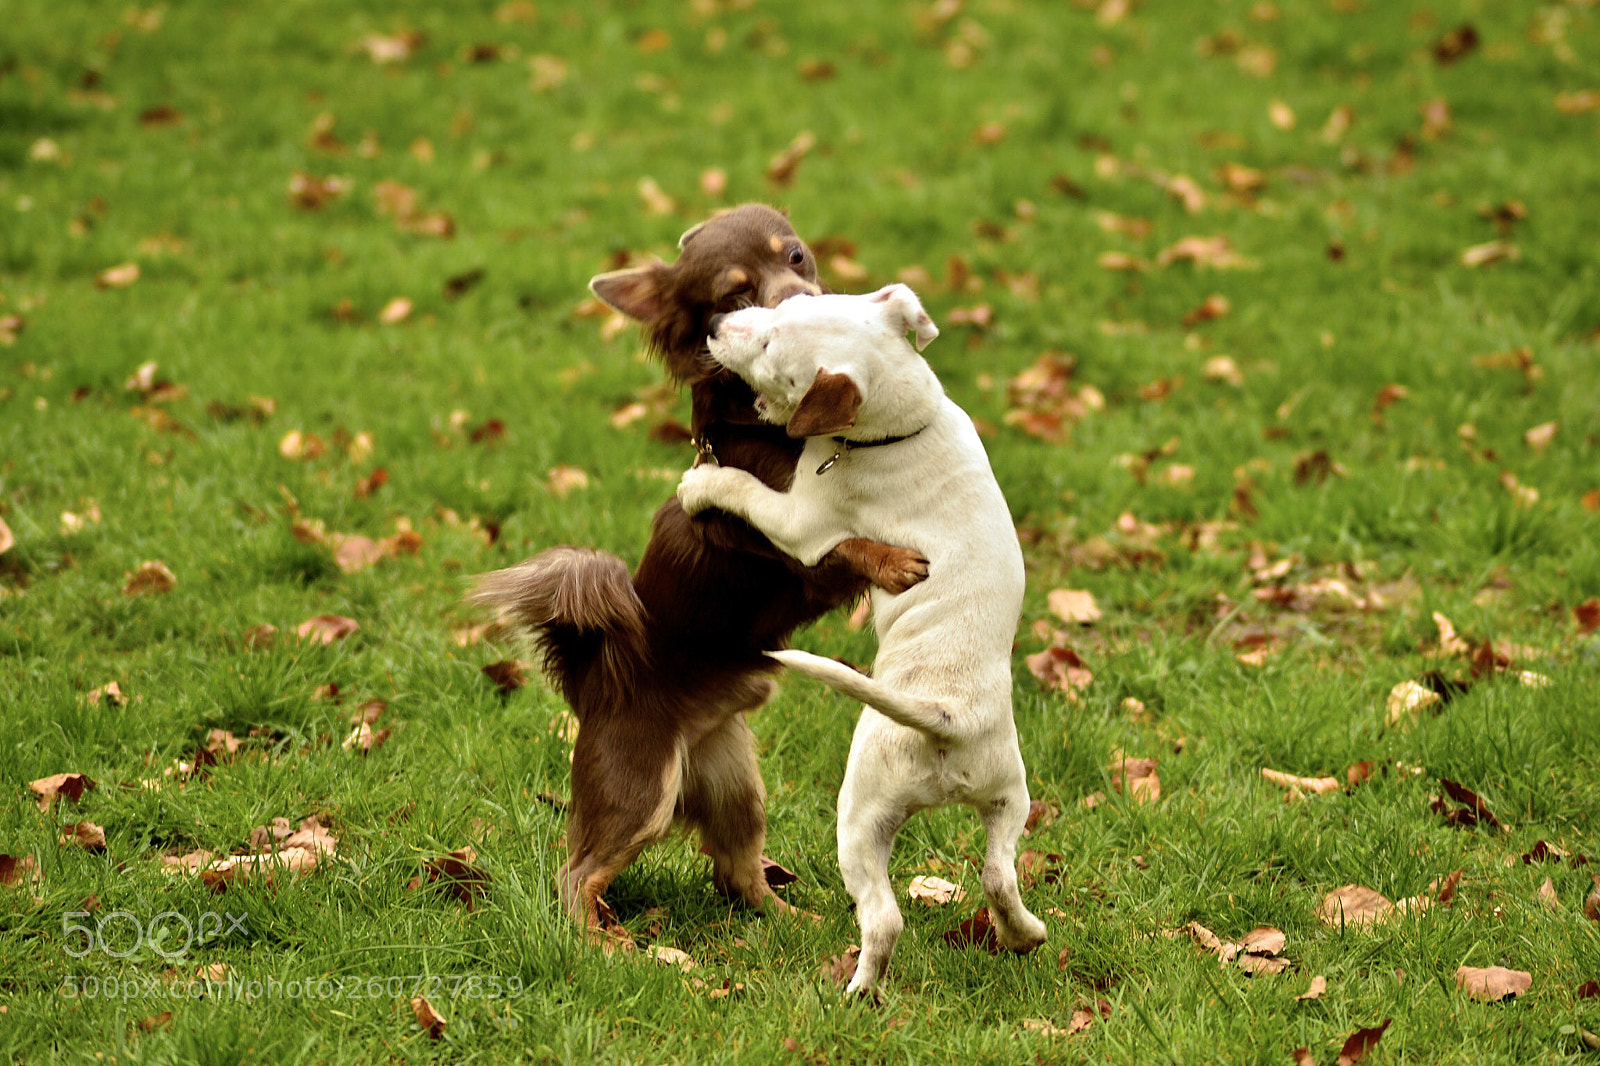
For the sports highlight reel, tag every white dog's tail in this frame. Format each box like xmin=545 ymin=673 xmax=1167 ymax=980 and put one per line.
xmin=767 ymin=649 xmax=961 ymax=743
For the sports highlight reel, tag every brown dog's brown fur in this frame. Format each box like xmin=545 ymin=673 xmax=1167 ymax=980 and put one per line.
xmin=473 ymin=205 xmax=927 ymax=935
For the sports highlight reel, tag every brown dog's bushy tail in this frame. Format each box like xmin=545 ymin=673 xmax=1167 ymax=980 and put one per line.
xmin=470 ymin=547 xmax=649 ymax=703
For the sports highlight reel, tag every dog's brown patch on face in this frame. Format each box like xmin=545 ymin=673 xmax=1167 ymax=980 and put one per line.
xmin=787 ymin=369 xmax=863 ymax=438
xmin=768 ymin=235 xmax=785 ymax=253
xmin=725 ymin=267 xmax=748 ymax=288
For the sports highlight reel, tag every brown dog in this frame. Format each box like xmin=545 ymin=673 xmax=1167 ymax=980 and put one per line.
xmin=473 ymin=205 xmax=927 ymax=934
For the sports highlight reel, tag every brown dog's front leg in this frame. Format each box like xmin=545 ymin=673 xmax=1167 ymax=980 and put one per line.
xmin=829 ymin=538 xmax=930 ymax=595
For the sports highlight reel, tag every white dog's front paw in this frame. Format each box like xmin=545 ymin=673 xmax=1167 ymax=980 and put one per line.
xmin=677 ymin=464 xmax=738 ymax=517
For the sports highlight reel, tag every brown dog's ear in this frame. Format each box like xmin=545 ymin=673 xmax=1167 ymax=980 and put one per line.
xmin=868 ymin=283 xmax=939 ymax=352
xmin=590 ymin=264 xmax=669 ymax=322
xmin=786 ymin=369 xmax=862 ymax=439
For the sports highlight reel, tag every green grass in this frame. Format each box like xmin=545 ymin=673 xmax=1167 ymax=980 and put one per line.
xmin=3 ymin=0 xmax=1599 ymax=1062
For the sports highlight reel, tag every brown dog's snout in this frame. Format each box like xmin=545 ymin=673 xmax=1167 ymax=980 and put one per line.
xmin=763 ymin=274 xmax=821 ymax=308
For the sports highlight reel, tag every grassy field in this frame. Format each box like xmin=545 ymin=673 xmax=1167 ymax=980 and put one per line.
xmin=3 ymin=0 xmax=1599 ymax=1062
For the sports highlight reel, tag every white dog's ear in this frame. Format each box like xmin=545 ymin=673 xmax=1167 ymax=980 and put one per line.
xmin=869 ymin=283 xmax=938 ymax=352
xmin=787 ymin=369 xmax=862 ymax=439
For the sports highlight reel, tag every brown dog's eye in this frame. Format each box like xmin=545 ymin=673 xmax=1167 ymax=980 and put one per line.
xmin=787 ymin=247 xmax=805 ymax=267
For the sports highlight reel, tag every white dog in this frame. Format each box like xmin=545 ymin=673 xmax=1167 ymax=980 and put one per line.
xmin=677 ymin=284 xmax=1047 ymax=996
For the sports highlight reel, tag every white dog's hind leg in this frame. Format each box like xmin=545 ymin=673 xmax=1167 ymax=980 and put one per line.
xmin=976 ymin=779 xmax=1048 ymax=954
xmin=836 ymin=787 xmax=910 ymax=998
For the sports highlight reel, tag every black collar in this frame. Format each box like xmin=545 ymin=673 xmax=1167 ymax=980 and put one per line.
xmin=816 ymin=425 xmax=927 ymax=475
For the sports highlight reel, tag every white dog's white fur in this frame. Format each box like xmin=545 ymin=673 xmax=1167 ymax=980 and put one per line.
xmin=677 ymin=284 xmax=1047 ymax=996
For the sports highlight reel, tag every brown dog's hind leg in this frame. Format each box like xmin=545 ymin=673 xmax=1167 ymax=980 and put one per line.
xmin=560 ymin=721 xmax=686 ymax=940
xmin=830 ymin=537 xmax=930 ymax=595
xmin=683 ymin=715 xmax=789 ymax=913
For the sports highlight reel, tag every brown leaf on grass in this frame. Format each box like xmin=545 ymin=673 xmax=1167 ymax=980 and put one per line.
xmin=822 ymin=945 xmax=860 ymax=986
xmin=278 ymin=429 xmax=326 ymax=461
xmin=1164 ymin=174 xmax=1207 ymax=213
xmin=406 ymin=847 xmax=490 ymax=911
xmin=1432 ymin=23 xmax=1479 ymax=63
xmin=242 ymin=624 xmax=278 ymax=650
xmin=1157 ymin=235 xmax=1254 ymax=270
xmin=1182 ymin=293 xmax=1230 ymax=328
xmin=647 ymin=945 xmax=696 ymax=970
xmin=1097 ymin=251 xmax=1147 ymax=272
xmin=341 ymin=722 xmax=390 ymax=753
xmin=411 ymin=995 xmax=447 ymax=1038
xmin=1293 ymin=1049 xmax=1316 ymax=1066
xmin=766 ymin=131 xmax=816 ymax=187
xmin=0 ymin=853 xmax=40 ymax=887
xmin=0 ymin=516 xmax=14 ymax=555
xmin=287 ymin=171 xmax=350 ymax=210
xmin=1437 ymin=778 xmax=1507 ymax=831
xmin=761 ymin=856 xmax=800 ymax=889
xmin=1047 ymin=588 xmax=1102 ymax=625
xmin=295 ymin=614 xmax=360 ymax=645
xmin=1002 ymin=352 xmax=1102 ymax=444
xmin=1337 ymin=1019 xmax=1392 ymax=1065
xmin=908 ymin=875 xmax=967 ymax=906
xmin=1109 ymin=752 xmax=1160 ymax=804
xmin=1584 ymin=875 xmax=1600 ymax=922
xmin=1430 ymin=611 xmax=1471 ymax=657
xmin=942 ymin=907 xmax=999 ymax=953
xmin=1025 ymin=644 xmax=1094 ymax=699
xmin=1574 ymin=598 xmax=1600 ymax=634
xmin=136 ymin=1011 xmax=173 ymax=1031
xmin=30 ymin=773 xmax=97 ymax=811
xmin=1385 ymin=679 xmax=1443 ymax=726
xmin=1461 ymin=240 xmax=1519 ymax=268
xmin=1371 ymin=383 xmax=1409 ymax=423
xmin=60 ymin=822 xmax=106 ymax=851
xmin=1297 ymin=974 xmax=1328 ymax=1001
xmin=1538 ymin=877 xmax=1561 ymax=911
xmin=1556 ymin=90 xmax=1600 ymax=115
xmin=546 ymin=465 xmax=589 ymax=498
xmin=1294 ymin=450 xmax=1348 ymax=485
xmin=1523 ymin=421 xmax=1558 ymax=454
xmin=1455 ymin=965 xmax=1531 ymax=1001
xmin=122 ymin=560 xmax=176 ymax=596
xmin=1317 ymin=885 xmax=1394 ymax=929
xmin=1025 ymin=799 xmax=1058 ymax=833
xmin=480 ymin=659 xmax=528 ymax=695
xmin=1017 ymin=850 xmax=1062 ymax=888
xmin=96 ymin=262 xmax=141 ymax=289
xmin=86 ymin=682 xmax=127 ymax=707
xmin=1261 ymin=767 xmax=1341 ymax=797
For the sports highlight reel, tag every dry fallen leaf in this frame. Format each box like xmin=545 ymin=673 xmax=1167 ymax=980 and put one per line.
xmin=546 ymin=465 xmax=589 ymax=498
xmin=1317 ymin=885 xmax=1394 ymax=929
xmin=412 ymin=995 xmax=447 ymax=1038
xmin=1025 ymin=643 xmax=1094 ymax=699
xmin=1461 ymin=240 xmax=1519 ymax=268
xmin=908 ymin=875 xmax=967 ymax=906
xmin=766 ymin=130 xmax=816 ymax=187
xmin=1538 ymin=877 xmax=1561 ymax=911
xmin=1297 ymin=974 xmax=1327 ymax=1001
xmin=1336 ymin=1019 xmax=1392 ymax=1065
xmin=30 ymin=773 xmax=97 ymax=811
xmin=1584 ymin=875 xmax=1600 ymax=922
xmin=122 ymin=560 xmax=177 ymax=596
xmin=0 ymin=516 xmax=14 ymax=555
xmin=1261 ymin=767 xmax=1341 ymax=797
xmin=295 ymin=614 xmax=361 ymax=645
xmin=942 ymin=907 xmax=1000 ymax=953
xmin=1456 ymin=965 xmax=1532 ymax=1002
xmin=406 ymin=847 xmax=490 ymax=911
xmin=1109 ymin=752 xmax=1160 ymax=804
xmin=1523 ymin=421 xmax=1558 ymax=453
xmin=60 ymin=821 xmax=107 ymax=852
xmin=822 ymin=945 xmax=860 ymax=986
xmin=647 ymin=945 xmax=696 ymax=971
xmin=96 ymin=262 xmax=141 ymax=289
xmin=1047 ymin=588 xmax=1102 ymax=625
xmin=0 ymin=853 xmax=40 ymax=888
xmin=1385 ymin=679 xmax=1442 ymax=726
xmin=480 ymin=659 xmax=528 ymax=695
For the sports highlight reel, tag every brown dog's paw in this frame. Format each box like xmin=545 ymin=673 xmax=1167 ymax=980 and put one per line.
xmin=833 ymin=539 xmax=929 ymax=594
xmin=873 ymin=547 xmax=930 ymax=594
